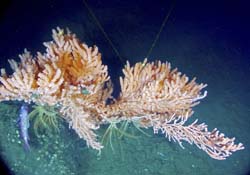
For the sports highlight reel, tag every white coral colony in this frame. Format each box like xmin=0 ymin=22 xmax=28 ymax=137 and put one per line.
xmin=0 ymin=28 xmax=244 ymax=160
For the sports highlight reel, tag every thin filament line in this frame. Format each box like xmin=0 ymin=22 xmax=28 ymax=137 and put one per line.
xmin=82 ymin=0 xmax=125 ymax=65
xmin=146 ymin=1 xmax=175 ymax=59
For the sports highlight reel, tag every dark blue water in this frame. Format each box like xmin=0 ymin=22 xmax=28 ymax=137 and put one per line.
xmin=0 ymin=0 xmax=249 ymax=174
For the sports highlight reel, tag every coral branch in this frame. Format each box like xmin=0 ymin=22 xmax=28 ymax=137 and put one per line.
xmin=152 ymin=114 xmax=244 ymax=160
xmin=110 ymin=59 xmax=207 ymax=118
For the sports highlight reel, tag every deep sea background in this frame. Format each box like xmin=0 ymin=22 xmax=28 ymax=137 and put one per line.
xmin=0 ymin=0 xmax=249 ymax=175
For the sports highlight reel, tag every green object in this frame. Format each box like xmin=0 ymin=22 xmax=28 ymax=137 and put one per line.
xmin=81 ymin=88 xmax=90 ymax=95
xmin=101 ymin=120 xmax=138 ymax=152
xmin=28 ymin=104 xmax=62 ymax=137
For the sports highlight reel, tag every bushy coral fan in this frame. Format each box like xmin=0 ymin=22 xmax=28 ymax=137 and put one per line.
xmin=0 ymin=27 xmax=244 ymax=160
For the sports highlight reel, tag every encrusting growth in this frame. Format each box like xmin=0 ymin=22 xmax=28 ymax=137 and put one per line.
xmin=0 ymin=27 xmax=244 ymax=160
